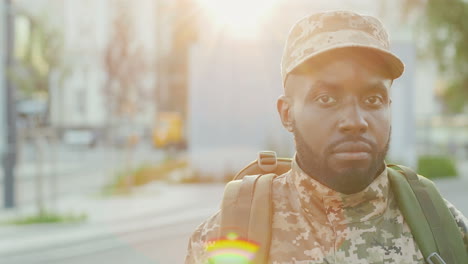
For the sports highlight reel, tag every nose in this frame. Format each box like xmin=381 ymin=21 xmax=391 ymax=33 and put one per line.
xmin=338 ymin=100 xmax=368 ymax=135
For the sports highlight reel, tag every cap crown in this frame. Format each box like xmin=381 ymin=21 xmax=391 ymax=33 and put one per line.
xmin=281 ymin=11 xmax=402 ymax=86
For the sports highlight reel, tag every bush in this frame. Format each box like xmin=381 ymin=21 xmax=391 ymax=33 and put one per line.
xmin=4 ymin=211 xmax=87 ymax=225
xmin=103 ymin=159 xmax=189 ymax=195
xmin=417 ymin=155 xmax=458 ymax=179
xmin=172 ymin=169 xmax=219 ymax=184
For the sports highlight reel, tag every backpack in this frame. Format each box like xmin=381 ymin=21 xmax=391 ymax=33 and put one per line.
xmin=219 ymin=151 xmax=468 ymax=264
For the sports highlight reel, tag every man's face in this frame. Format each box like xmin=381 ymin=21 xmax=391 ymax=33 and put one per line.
xmin=279 ymin=52 xmax=393 ymax=194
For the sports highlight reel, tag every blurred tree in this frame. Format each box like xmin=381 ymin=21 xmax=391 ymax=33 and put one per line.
xmin=103 ymin=1 xmax=150 ymax=189
xmin=160 ymin=0 xmax=197 ymax=119
xmin=9 ymin=11 xmax=69 ymax=125
xmin=403 ymin=0 xmax=468 ymax=113
xmin=8 ymin=11 xmax=70 ymax=215
xmin=103 ymin=2 xmax=148 ymax=124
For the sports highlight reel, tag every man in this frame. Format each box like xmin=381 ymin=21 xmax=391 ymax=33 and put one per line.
xmin=185 ymin=10 xmax=468 ymax=263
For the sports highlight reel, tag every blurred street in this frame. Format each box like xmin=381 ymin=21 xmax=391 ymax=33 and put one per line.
xmin=0 ymin=182 xmax=225 ymax=264
xmin=0 ymin=158 xmax=466 ymax=264
xmin=0 ymin=143 xmax=166 ymax=207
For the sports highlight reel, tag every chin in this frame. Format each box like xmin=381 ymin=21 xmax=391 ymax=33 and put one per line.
xmin=332 ymin=168 xmax=376 ymax=194
xmin=333 ymin=166 xmax=369 ymax=180
xmin=330 ymin=159 xmax=372 ymax=173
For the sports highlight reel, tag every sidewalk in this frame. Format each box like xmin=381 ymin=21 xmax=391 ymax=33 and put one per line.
xmin=0 ymin=182 xmax=225 ymax=263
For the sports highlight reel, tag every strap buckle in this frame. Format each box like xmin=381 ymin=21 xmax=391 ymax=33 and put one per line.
xmin=427 ymin=252 xmax=446 ymax=264
xmin=257 ymin=151 xmax=277 ymax=172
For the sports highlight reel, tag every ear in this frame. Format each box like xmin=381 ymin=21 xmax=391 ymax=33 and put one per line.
xmin=277 ymin=95 xmax=294 ymax=132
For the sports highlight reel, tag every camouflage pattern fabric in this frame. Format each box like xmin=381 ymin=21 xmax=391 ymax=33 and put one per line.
xmin=280 ymin=10 xmax=404 ymax=87
xmin=185 ymin=159 xmax=468 ymax=264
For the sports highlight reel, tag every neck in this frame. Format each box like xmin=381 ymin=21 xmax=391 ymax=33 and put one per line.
xmin=296 ymin=154 xmax=385 ymax=194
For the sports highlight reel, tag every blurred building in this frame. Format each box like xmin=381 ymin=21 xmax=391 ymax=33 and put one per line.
xmin=13 ymin=0 xmax=161 ymax=144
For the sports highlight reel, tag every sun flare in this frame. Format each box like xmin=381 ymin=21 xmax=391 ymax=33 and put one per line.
xmin=195 ymin=0 xmax=279 ymax=38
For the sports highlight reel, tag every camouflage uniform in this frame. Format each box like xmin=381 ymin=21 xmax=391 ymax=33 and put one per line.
xmin=185 ymin=159 xmax=468 ymax=263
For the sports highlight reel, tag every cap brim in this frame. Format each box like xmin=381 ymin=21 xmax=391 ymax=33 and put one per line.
xmin=290 ymin=44 xmax=404 ymax=81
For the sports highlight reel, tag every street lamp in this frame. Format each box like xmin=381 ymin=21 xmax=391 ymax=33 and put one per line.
xmin=2 ymin=0 xmax=17 ymax=209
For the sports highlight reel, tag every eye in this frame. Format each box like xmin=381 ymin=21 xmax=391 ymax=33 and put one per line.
xmin=364 ymin=95 xmax=384 ymax=106
xmin=316 ymin=95 xmax=337 ymax=106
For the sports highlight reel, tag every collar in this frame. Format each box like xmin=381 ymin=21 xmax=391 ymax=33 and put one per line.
xmin=289 ymin=156 xmax=390 ymax=226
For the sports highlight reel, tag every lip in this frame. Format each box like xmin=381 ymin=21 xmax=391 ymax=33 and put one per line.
xmin=332 ymin=152 xmax=371 ymax=160
xmin=331 ymin=141 xmax=372 ymax=160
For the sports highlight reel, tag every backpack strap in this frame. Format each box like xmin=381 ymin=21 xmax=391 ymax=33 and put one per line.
xmin=388 ymin=165 xmax=468 ymax=264
xmin=233 ymin=151 xmax=292 ymax=180
xmin=220 ymin=173 xmax=277 ymax=264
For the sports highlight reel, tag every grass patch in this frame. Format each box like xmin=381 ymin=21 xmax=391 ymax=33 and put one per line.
xmin=103 ymin=159 xmax=189 ymax=195
xmin=174 ymin=169 xmax=219 ymax=184
xmin=5 ymin=211 xmax=87 ymax=225
xmin=417 ymin=155 xmax=458 ymax=179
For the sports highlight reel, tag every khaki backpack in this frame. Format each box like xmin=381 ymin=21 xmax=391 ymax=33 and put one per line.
xmin=219 ymin=151 xmax=468 ymax=264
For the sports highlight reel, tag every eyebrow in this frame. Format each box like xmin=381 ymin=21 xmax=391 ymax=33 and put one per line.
xmin=303 ymin=81 xmax=389 ymax=102
xmin=363 ymin=83 xmax=389 ymax=96
xmin=303 ymin=81 xmax=340 ymax=101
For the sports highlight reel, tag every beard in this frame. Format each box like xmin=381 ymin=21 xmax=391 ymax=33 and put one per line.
xmin=293 ymin=122 xmax=390 ymax=194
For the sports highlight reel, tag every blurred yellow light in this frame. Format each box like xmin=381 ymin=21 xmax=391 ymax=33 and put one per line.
xmin=196 ymin=0 xmax=278 ymax=38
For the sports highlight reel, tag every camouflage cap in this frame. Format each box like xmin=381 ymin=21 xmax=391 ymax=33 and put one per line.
xmin=281 ymin=10 xmax=404 ymax=87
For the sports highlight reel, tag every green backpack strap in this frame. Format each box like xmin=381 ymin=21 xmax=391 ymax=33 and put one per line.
xmin=220 ymin=173 xmax=277 ymax=264
xmin=388 ymin=165 xmax=468 ymax=264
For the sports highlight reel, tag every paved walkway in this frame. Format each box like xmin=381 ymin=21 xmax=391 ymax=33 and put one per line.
xmin=0 ymin=182 xmax=225 ymax=263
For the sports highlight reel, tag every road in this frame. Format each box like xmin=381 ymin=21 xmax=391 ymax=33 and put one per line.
xmin=0 ymin=183 xmax=225 ymax=264
xmin=2 ymin=216 xmax=210 ymax=264
xmin=42 ymin=218 xmax=204 ymax=264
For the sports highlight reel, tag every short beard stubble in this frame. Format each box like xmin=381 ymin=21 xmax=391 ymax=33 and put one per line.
xmin=293 ymin=122 xmax=390 ymax=194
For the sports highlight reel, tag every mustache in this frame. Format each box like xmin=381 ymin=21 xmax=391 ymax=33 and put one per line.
xmin=325 ymin=137 xmax=376 ymax=154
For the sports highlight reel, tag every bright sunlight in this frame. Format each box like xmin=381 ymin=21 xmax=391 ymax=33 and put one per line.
xmin=195 ymin=0 xmax=280 ymax=38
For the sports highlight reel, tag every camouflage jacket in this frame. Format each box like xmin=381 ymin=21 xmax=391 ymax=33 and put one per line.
xmin=185 ymin=160 xmax=468 ymax=264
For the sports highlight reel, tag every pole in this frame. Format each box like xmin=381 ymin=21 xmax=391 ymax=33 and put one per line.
xmin=3 ymin=0 xmax=17 ymax=209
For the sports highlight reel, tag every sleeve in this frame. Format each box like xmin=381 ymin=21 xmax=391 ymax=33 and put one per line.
xmin=185 ymin=211 xmax=222 ymax=264
xmin=444 ymin=199 xmax=468 ymax=252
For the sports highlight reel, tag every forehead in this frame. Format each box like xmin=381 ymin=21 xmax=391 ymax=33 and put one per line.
xmin=285 ymin=49 xmax=393 ymax=96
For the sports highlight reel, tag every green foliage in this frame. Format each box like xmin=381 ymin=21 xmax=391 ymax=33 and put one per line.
xmin=4 ymin=211 xmax=87 ymax=225
xmin=441 ymin=79 xmax=468 ymax=113
xmin=417 ymin=155 xmax=458 ymax=179
xmin=9 ymin=11 xmax=70 ymax=123
xmin=103 ymin=160 xmax=189 ymax=195
xmin=176 ymin=172 xmax=218 ymax=184
xmin=415 ymin=0 xmax=468 ymax=113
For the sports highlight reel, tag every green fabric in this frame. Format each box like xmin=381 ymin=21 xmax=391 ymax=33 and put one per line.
xmin=388 ymin=166 xmax=468 ymax=264
xmin=387 ymin=167 xmax=438 ymax=259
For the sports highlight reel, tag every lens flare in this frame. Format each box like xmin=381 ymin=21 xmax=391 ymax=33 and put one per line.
xmin=205 ymin=232 xmax=259 ymax=263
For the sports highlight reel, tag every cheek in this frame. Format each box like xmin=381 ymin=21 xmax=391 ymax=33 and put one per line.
xmin=372 ymin=110 xmax=392 ymax=146
xmin=294 ymin=107 xmax=333 ymax=146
